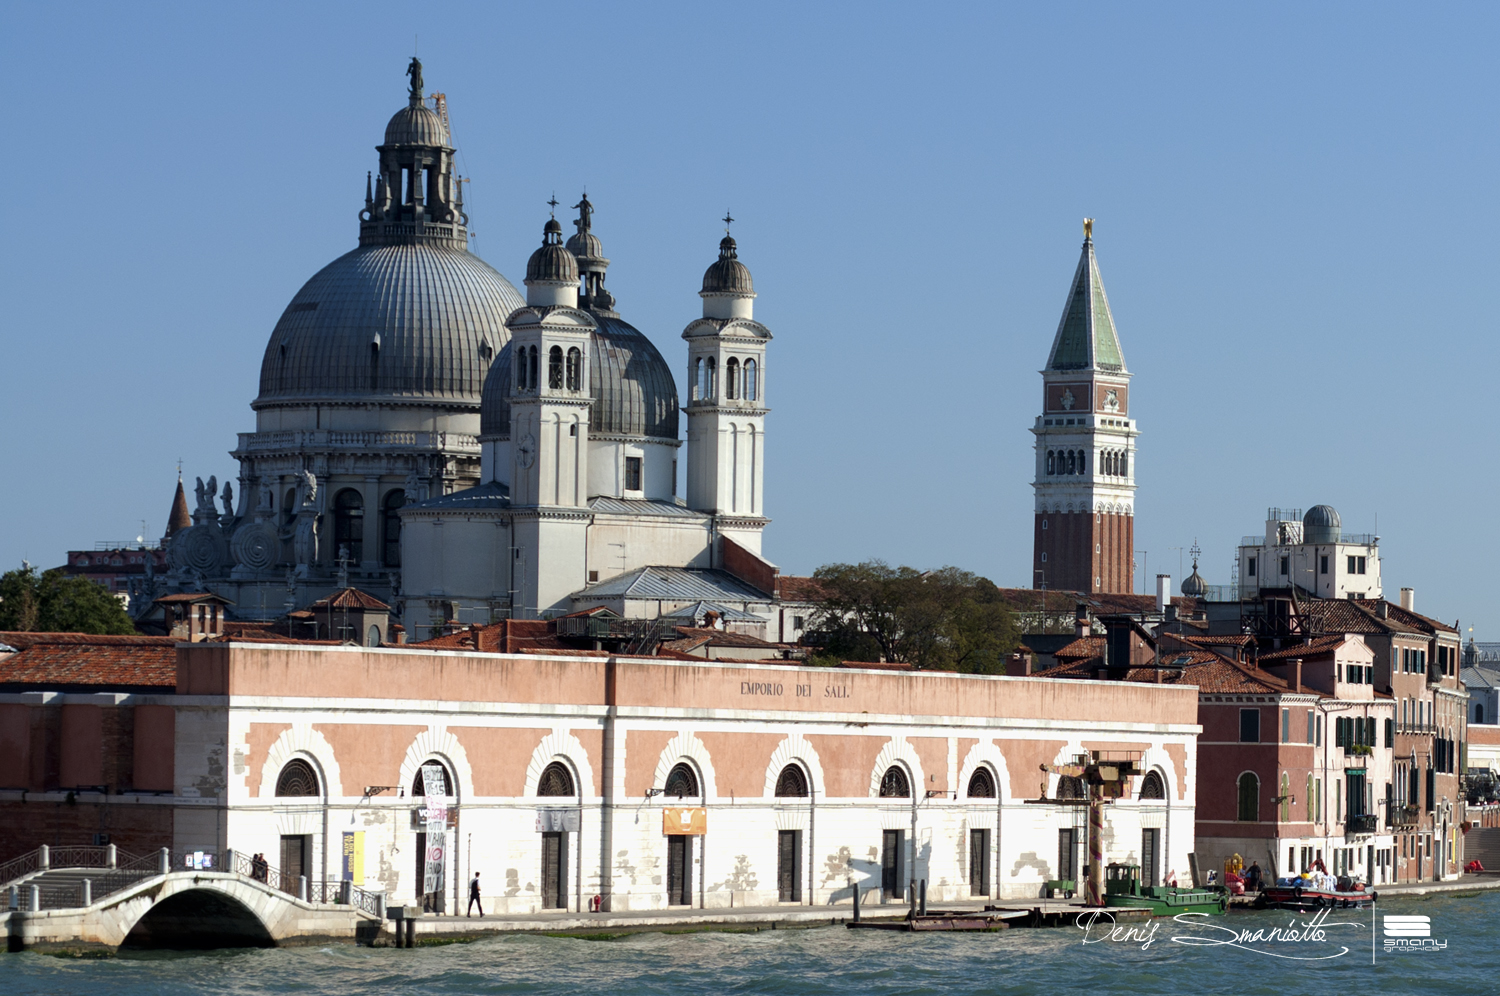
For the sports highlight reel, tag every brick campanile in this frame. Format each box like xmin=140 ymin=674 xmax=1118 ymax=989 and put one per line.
xmin=1031 ymin=221 xmax=1137 ymax=594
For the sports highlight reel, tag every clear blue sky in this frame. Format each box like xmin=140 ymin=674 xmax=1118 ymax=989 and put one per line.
xmin=1 ymin=3 xmax=1495 ymax=637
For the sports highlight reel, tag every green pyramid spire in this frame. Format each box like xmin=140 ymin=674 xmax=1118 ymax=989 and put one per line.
xmin=1046 ymin=224 xmax=1126 ymax=373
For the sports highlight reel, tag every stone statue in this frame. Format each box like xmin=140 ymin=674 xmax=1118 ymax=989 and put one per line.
xmin=403 ymin=471 xmax=421 ymax=503
xmin=573 ymin=194 xmax=593 ymax=233
xmin=299 ymin=469 xmax=318 ymax=507
xmin=194 ymin=477 xmax=206 ymax=510
xmin=205 ymin=476 xmax=217 ymax=508
xmin=221 ymin=481 xmax=235 ymax=518
xmin=406 ymin=57 xmax=423 ymax=97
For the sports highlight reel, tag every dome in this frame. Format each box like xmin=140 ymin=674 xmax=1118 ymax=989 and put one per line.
xmin=1181 ymin=563 xmax=1208 ymax=598
xmin=256 ymin=243 xmax=524 ymax=408
xmin=566 ymin=230 xmax=605 ymax=261
xmin=526 ymin=219 xmax=579 ymax=284
xmin=481 ymin=313 xmax=679 ymax=440
xmin=701 ymin=236 xmax=754 ymax=294
xmin=384 ymin=101 xmax=449 ymax=147
xmin=1303 ymin=505 xmax=1342 ymax=544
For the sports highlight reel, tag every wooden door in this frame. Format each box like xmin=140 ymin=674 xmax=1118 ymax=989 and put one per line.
xmin=777 ymin=830 xmax=801 ymax=902
xmin=1141 ymin=828 xmax=1160 ymax=887
xmin=969 ymin=829 xmax=990 ymax=896
xmin=881 ymin=829 xmax=902 ymax=900
xmin=279 ymin=834 xmax=306 ymax=894
xmin=667 ymin=835 xmax=691 ymax=906
xmin=542 ymin=831 xmax=566 ymax=909
xmin=1058 ymin=828 xmax=1076 ymax=881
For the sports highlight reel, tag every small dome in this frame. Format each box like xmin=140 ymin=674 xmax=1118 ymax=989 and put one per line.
xmin=701 ymin=236 xmax=754 ymax=295
xmin=384 ymin=101 xmax=449 ymax=147
xmin=481 ymin=314 xmax=678 ymax=440
xmin=526 ymin=219 xmax=579 ymax=284
xmin=566 ymin=230 xmax=605 ymax=261
xmin=1181 ymin=563 xmax=1208 ymax=598
xmin=1304 ymin=505 xmax=1342 ymax=544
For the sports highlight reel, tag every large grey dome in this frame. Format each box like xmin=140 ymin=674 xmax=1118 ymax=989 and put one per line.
xmin=480 ymin=313 xmax=679 ymax=439
xmin=256 ymin=243 xmax=525 ymax=408
xmin=1303 ymin=505 xmax=1342 ymax=544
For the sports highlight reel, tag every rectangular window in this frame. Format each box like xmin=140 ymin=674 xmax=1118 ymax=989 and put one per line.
xmin=969 ymin=829 xmax=991 ymax=896
xmin=671 ymin=460 xmax=677 ymax=496
xmin=1280 ymin=556 xmax=1289 ymax=575
xmin=777 ymin=830 xmax=802 ymax=902
xmin=1348 ymin=555 xmax=1357 ymax=574
xmin=1317 ymin=715 xmax=1323 ymax=746
xmin=1240 ymin=708 xmax=1261 ymax=743
xmin=1335 ymin=716 xmax=1345 ymax=747
xmin=625 ymin=456 xmax=642 ymax=492
xmin=1307 ymin=711 xmax=1316 ymax=744
xmin=1320 ymin=555 xmax=1329 ymax=575
xmin=1385 ymin=718 xmax=1394 ymax=748
xmin=1358 ymin=557 xmax=1367 ymax=574
xmin=1247 ymin=557 xmax=1257 ymax=578
xmin=1282 ymin=708 xmax=1290 ymax=743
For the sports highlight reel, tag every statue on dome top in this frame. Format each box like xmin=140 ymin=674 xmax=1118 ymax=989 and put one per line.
xmin=573 ymin=194 xmax=593 ymax=234
xmin=406 ymin=57 xmax=424 ymax=98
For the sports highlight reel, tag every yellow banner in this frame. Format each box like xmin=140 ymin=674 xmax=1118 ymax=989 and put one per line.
xmin=342 ymin=830 xmax=364 ymax=882
xmin=663 ymin=807 xmax=707 ymax=835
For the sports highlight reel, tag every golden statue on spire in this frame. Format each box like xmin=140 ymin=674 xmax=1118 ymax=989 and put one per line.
xmin=1083 ymin=217 xmax=1094 ymax=241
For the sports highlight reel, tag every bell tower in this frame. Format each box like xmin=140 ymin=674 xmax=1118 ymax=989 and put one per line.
xmin=1031 ymin=220 xmax=1137 ymax=594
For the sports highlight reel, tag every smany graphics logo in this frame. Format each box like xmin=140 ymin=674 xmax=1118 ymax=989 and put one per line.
xmin=1382 ymin=915 xmax=1446 ymax=953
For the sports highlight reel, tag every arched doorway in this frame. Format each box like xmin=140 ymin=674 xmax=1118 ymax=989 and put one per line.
xmin=122 ymin=889 xmax=274 ymax=949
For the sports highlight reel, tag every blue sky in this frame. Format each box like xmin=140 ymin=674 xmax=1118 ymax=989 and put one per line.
xmin=1 ymin=3 xmax=1495 ymax=636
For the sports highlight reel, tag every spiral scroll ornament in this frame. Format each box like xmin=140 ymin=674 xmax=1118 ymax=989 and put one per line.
xmin=231 ymin=522 xmax=280 ymax=571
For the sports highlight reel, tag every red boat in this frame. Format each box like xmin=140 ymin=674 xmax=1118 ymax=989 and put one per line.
xmin=1254 ymin=879 xmax=1377 ymax=911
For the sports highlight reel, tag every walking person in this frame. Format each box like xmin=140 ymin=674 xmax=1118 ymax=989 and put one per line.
xmin=467 ymin=870 xmax=483 ymax=918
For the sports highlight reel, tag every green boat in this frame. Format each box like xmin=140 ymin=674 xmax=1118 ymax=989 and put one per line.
xmin=1101 ymin=863 xmax=1228 ymax=916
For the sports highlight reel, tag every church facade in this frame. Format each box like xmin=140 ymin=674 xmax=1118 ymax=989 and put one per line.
xmin=1032 ymin=223 xmax=1137 ymax=594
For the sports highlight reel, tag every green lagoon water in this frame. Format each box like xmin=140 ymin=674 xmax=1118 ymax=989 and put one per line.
xmin=5 ymin=891 xmax=1490 ymax=995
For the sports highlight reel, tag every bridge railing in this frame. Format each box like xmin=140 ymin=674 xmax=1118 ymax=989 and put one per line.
xmin=0 ymin=845 xmax=130 ymax=889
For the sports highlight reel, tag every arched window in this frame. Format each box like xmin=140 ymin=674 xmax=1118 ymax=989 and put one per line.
xmin=283 ymin=488 xmax=297 ymax=527
xmin=774 ymin=764 xmax=808 ymax=797
xmin=692 ymin=357 xmax=703 ymax=401
xmin=706 ymin=357 xmax=717 ymax=398
xmin=1046 ymin=451 xmax=1055 ymax=475
xmin=1139 ymin=770 xmax=1165 ymax=800
xmin=366 ymin=624 xmax=381 ymax=647
xmin=725 ymin=358 xmax=739 ymax=400
xmin=878 ymin=765 xmax=910 ymax=798
xmin=1478 ymin=704 xmax=1485 ymax=724
xmin=528 ymin=346 xmax=539 ymax=390
xmin=548 ymin=346 xmax=564 ymax=389
xmin=664 ymin=762 xmax=699 ymax=799
xmin=1306 ymin=773 xmax=1315 ymax=823
xmin=537 ymin=761 xmax=575 ymax=796
xmin=1066 ymin=451 xmax=1076 ymax=475
xmin=566 ymin=347 xmax=582 ymax=391
xmin=516 ymin=345 xmax=528 ymax=390
xmin=1237 ymin=772 xmax=1259 ymax=822
xmin=333 ymin=489 xmax=364 ymax=563
xmin=1077 ymin=450 xmax=1086 ymax=475
xmin=967 ymin=767 xmax=996 ymax=798
xmin=744 ymin=359 xmax=757 ymax=401
xmin=411 ymin=760 xmax=453 ymax=798
xmin=370 ymin=341 xmax=380 ymax=391
xmin=1120 ymin=452 xmax=1128 ymax=477
xmin=382 ymin=490 xmax=404 ymax=567
xmin=275 ymin=758 xmax=319 ymax=797
xmin=1057 ymin=775 xmax=1085 ymax=800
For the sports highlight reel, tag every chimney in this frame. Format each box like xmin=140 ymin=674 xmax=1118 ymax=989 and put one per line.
xmin=469 ymin=622 xmax=482 ymax=649
xmin=1074 ymin=603 xmax=1090 ymax=638
xmin=1006 ymin=649 xmax=1034 ymax=677
xmin=1400 ymin=588 xmax=1414 ymax=612
xmin=1292 ymin=658 xmax=1302 ymax=693
xmin=1378 ymin=601 xmax=1390 ymax=619
xmin=391 ymin=624 xmax=406 ymax=645
xmin=1155 ymin=574 xmax=1171 ymax=614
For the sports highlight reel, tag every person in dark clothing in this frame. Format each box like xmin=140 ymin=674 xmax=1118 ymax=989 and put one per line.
xmin=467 ymin=871 xmax=483 ymax=917
xmin=1243 ymin=861 xmax=1263 ymax=892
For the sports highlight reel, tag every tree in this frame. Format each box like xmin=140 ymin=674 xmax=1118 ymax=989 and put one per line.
xmin=806 ymin=561 xmax=1020 ymax=672
xmin=0 ymin=565 xmax=136 ymax=635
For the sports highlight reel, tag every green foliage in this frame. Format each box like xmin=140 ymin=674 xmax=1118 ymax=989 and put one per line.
xmin=807 ymin=561 xmax=1020 ymax=673
xmin=0 ymin=565 xmax=136 ymax=635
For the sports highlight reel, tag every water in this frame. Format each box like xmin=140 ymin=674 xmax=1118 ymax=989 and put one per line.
xmin=7 ymin=892 xmax=1493 ymax=995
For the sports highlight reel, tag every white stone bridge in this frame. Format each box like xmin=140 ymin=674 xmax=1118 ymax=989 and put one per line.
xmin=2 ymin=847 xmax=382 ymax=953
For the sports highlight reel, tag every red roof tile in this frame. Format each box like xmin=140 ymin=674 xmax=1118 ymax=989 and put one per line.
xmin=310 ymin=588 xmax=391 ymax=611
xmin=776 ymin=576 xmax=827 ymax=602
xmin=0 ymin=638 xmax=177 ymax=689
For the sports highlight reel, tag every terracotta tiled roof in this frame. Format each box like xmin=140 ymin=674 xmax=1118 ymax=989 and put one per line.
xmin=154 ymin=592 xmax=232 ymax=605
xmin=1053 ymin=636 xmax=1105 ymax=661
xmin=409 ymin=619 xmax=576 ymax=654
xmin=837 ymin=660 xmax=913 ymax=671
xmin=1173 ymin=633 xmax=1254 ymax=648
xmin=776 ymin=576 xmax=827 ymax=602
xmin=0 ymin=632 xmax=169 ymax=649
xmin=1254 ymin=636 xmax=1350 ymax=662
xmin=992 ymin=588 xmax=1197 ymax=617
xmin=310 ymin=588 xmax=391 ymax=611
xmin=0 ymin=636 xmax=177 ymax=690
